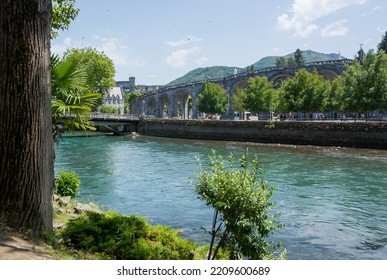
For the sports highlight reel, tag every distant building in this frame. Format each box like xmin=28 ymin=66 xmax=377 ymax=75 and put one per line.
xmin=103 ymin=86 xmax=125 ymax=114
xmin=116 ymin=76 xmax=163 ymax=93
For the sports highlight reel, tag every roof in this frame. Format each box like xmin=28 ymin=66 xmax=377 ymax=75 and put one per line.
xmin=107 ymin=87 xmax=124 ymax=99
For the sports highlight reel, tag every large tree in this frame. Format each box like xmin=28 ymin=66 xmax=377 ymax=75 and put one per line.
xmin=340 ymin=50 xmax=387 ymax=114
xmin=242 ymin=76 xmax=275 ymax=115
xmin=0 ymin=0 xmax=53 ymax=232
xmin=51 ymin=0 xmax=79 ymax=38
xmin=280 ymin=69 xmax=330 ymax=113
xmin=197 ymin=82 xmax=228 ymax=116
xmin=63 ymin=47 xmax=116 ymax=96
xmin=294 ymin=48 xmax=306 ymax=67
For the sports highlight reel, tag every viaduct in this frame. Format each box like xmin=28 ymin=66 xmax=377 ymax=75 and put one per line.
xmin=129 ymin=59 xmax=353 ymax=119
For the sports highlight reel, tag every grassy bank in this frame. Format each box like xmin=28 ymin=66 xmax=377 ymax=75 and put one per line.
xmin=51 ymin=195 xmax=200 ymax=260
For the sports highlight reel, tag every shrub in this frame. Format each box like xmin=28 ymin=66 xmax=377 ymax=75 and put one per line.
xmin=194 ymin=149 xmax=285 ymax=260
xmin=55 ymin=170 xmax=80 ymax=198
xmin=60 ymin=211 xmax=197 ymax=260
xmin=99 ymin=105 xmax=120 ymax=114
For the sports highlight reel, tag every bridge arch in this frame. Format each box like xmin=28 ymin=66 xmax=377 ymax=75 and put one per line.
xmin=160 ymin=93 xmax=171 ymax=118
xmin=230 ymin=80 xmax=248 ymax=94
xmin=318 ymin=70 xmax=339 ymax=81
xmin=271 ymin=74 xmax=293 ymax=88
xmin=175 ymin=90 xmax=190 ymax=119
xmin=146 ymin=96 xmax=158 ymax=116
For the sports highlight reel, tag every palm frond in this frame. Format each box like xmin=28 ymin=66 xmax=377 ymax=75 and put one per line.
xmin=51 ymin=55 xmax=102 ymax=133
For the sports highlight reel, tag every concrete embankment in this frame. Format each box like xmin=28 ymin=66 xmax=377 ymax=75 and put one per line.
xmin=136 ymin=119 xmax=387 ymax=149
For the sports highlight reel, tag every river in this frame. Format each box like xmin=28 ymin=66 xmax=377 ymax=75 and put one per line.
xmin=54 ymin=134 xmax=387 ymax=259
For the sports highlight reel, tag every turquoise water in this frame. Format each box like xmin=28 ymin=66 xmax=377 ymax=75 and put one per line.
xmin=54 ymin=135 xmax=387 ymax=259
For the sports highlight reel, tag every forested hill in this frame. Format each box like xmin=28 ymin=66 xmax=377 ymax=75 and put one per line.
xmin=168 ymin=66 xmax=243 ymax=86
xmin=168 ymin=50 xmax=346 ymax=85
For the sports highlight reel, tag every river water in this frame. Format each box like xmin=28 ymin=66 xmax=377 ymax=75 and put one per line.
xmin=54 ymin=134 xmax=387 ymax=259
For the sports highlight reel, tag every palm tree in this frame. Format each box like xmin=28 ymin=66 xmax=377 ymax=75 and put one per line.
xmin=51 ymin=54 xmax=101 ymax=137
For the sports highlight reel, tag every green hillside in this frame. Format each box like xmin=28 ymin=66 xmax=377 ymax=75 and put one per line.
xmin=253 ymin=50 xmax=345 ymax=69
xmin=168 ymin=50 xmax=346 ymax=85
xmin=168 ymin=66 xmax=243 ymax=85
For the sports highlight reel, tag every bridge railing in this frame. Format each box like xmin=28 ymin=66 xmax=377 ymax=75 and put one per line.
xmin=88 ymin=112 xmax=139 ymax=121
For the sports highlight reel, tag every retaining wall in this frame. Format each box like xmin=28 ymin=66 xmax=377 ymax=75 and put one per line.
xmin=137 ymin=119 xmax=387 ymax=149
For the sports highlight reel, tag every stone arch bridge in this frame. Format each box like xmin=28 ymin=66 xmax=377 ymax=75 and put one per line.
xmin=130 ymin=59 xmax=353 ymax=119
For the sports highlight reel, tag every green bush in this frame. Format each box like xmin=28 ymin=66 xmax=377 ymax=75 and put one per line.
xmin=60 ymin=211 xmax=196 ymax=260
xmin=99 ymin=105 xmax=120 ymax=114
xmin=55 ymin=170 xmax=80 ymax=198
xmin=195 ymin=149 xmax=285 ymax=260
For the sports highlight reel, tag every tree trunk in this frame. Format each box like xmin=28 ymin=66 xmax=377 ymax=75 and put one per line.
xmin=0 ymin=0 xmax=53 ymax=232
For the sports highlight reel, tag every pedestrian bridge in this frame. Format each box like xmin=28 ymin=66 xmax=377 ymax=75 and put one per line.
xmin=130 ymin=59 xmax=353 ymax=119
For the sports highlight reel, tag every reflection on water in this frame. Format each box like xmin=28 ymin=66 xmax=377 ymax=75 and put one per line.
xmin=55 ymin=135 xmax=387 ymax=259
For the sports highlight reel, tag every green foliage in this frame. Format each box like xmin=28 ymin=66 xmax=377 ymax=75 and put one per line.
xmin=125 ymin=91 xmax=142 ymax=104
xmin=377 ymin=31 xmax=387 ymax=53
xmin=55 ymin=170 xmax=80 ymax=198
xmin=242 ymin=76 xmax=276 ymax=114
xmin=323 ymin=77 xmax=343 ymax=113
xmin=294 ymin=48 xmax=306 ymax=66
xmin=232 ymin=86 xmax=246 ymax=113
xmin=64 ymin=47 xmax=116 ymax=95
xmin=280 ymin=69 xmax=330 ymax=113
xmin=51 ymin=0 xmax=79 ymax=38
xmin=60 ymin=211 xmax=196 ymax=260
xmin=51 ymin=54 xmax=101 ymax=132
xmin=275 ymin=56 xmax=287 ymax=67
xmin=339 ymin=50 xmax=387 ymax=114
xmin=286 ymin=57 xmax=297 ymax=66
xmin=197 ymin=82 xmax=228 ymax=115
xmin=195 ymin=150 xmax=284 ymax=260
xmin=124 ymin=91 xmax=142 ymax=113
xmin=98 ymin=105 xmax=120 ymax=114
xmin=246 ymin=65 xmax=255 ymax=73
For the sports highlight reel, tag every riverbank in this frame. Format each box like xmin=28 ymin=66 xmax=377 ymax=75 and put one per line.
xmin=0 ymin=196 xmax=200 ymax=260
xmin=135 ymin=119 xmax=387 ymax=149
xmin=0 ymin=196 xmax=101 ymax=260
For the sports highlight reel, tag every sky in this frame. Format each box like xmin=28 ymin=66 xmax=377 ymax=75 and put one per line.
xmin=51 ymin=0 xmax=387 ymax=85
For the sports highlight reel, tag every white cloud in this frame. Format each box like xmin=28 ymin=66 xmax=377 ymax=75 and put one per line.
xmin=165 ymin=46 xmax=201 ymax=68
xmin=271 ymin=47 xmax=282 ymax=53
xmin=98 ymin=38 xmax=129 ymax=65
xmin=373 ymin=5 xmax=383 ymax=11
xmin=165 ymin=35 xmax=203 ymax=47
xmin=276 ymin=0 xmax=366 ymax=37
xmin=51 ymin=37 xmax=83 ymax=55
xmin=52 ymin=35 xmax=147 ymax=68
xmin=321 ymin=20 xmax=349 ymax=37
xmin=194 ymin=57 xmax=208 ymax=66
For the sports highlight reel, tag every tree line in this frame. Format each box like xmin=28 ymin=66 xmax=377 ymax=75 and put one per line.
xmin=197 ymin=50 xmax=387 ymax=119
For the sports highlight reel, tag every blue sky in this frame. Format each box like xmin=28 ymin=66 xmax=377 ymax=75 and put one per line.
xmin=52 ymin=0 xmax=387 ymax=85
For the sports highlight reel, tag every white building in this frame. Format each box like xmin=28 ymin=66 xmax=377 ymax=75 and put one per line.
xmin=103 ymin=86 xmax=125 ymax=114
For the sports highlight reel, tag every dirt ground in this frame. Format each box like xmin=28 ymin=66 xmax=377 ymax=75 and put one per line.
xmin=0 ymin=225 xmax=52 ymax=260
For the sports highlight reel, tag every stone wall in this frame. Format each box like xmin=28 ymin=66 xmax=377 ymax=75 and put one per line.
xmin=137 ymin=119 xmax=387 ymax=149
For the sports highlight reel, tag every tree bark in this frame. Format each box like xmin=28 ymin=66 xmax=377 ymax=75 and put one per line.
xmin=0 ymin=0 xmax=53 ymax=232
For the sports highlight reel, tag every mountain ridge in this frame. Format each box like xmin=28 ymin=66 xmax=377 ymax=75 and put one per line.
xmin=168 ymin=50 xmax=346 ymax=85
